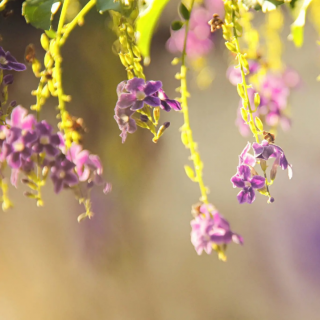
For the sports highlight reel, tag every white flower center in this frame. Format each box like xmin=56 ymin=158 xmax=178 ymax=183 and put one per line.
xmin=0 ymin=56 xmax=8 ymax=65
xmin=136 ymin=91 xmax=146 ymax=101
xmin=40 ymin=135 xmax=50 ymax=145
xmin=59 ymin=171 xmax=66 ymax=179
xmin=14 ymin=142 xmax=24 ymax=152
xmin=244 ymin=181 xmax=251 ymax=188
xmin=120 ymin=115 xmax=129 ymax=123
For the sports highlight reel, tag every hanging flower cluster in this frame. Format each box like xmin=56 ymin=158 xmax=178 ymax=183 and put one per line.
xmin=228 ymin=60 xmax=300 ymax=136
xmin=114 ymin=77 xmax=181 ymax=143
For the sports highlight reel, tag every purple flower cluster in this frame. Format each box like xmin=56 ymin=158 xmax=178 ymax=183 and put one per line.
xmin=227 ymin=61 xmax=300 ymax=136
xmin=0 ymin=47 xmax=26 ymax=72
xmin=114 ymin=77 xmax=181 ymax=143
xmin=0 ymin=106 xmax=109 ymax=195
xmin=166 ymin=0 xmax=224 ymax=59
xmin=190 ymin=203 xmax=243 ymax=255
xmin=230 ymin=141 xmax=292 ymax=204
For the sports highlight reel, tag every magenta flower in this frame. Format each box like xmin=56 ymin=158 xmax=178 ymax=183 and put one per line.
xmin=231 ymin=165 xmax=265 ymax=204
xmin=117 ymin=78 xmax=162 ymax=111
xmin=0 ymin=47 xmax=26 ymax=71
xmin=7 ymin=106 xmax=36 ymax=130
xmin=66 ymin=143 xmax=90 ymax=181
xmin=191 ymin=204 xmax=243 ymax=255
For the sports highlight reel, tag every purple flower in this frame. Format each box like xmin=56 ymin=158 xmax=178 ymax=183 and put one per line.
xmin=252 ymin=140 xmax=293 ymax=179
xmin=191 ymin=203 xmax=243 ymax=255
xmin=227 ymin=61 xmax=260 ymax=86
xmin=0 ymin=47 xmax=26 ymax=71
xmin=33 ymin=121 xmax=60 ymax=157
xmin=50 ymin=157 xmax=78 ymax=193
xmin=8 ymin=106 xmax=36 ymax=130
xmin=2 ymin=127 xmax=37 ymax=169
xmin=167 ymin=7 xmax=213 ymax=59
xmin=239 ymin=142 xmax=256 ymax=167
xmin=154 ymin=88 xmax=181 ymax=112
xmin=66 ymin=143 xmax=90 ymax=181
xmin=114 ymin=105 xmax=137 ymax=143
xmin=231 ymin=165 xmax=265 ymax=204
xmin=117 ymin=78 xmax=162 ymax=111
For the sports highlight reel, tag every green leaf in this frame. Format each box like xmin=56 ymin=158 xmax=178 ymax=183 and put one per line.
xmin=96 ymin=0 xmax=121 ymax=13
xmin=179 ymin=3 xmax=190 ymax=20
xmin=171 ymin=20 xmax=183 ymax=31
xmin=22 ymin=0 xmax=55 ymax=30
xmin=45 ymin=29 xmax=56 ymax=38
xmin=136 ymin=0 xmax=170 ymax=61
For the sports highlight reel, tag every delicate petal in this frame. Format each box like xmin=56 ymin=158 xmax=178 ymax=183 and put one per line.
xmin=160 ymin=100 xmax=171 ymax=112
xmin=252 ymin=142 xmax=264 ymax=157
xmin=126 ymin=78 xmax=145 ymax=92
xmin=250 ymin=175 xmax=265 ymax=189
xmin=130 ymin=100 xmax=144 ymax=111
xmin=10 ymin=106 xmax=27 ymax=127
xmin=238 ymin=165 xmax=251 ymax=181
xmin=246 ymin=188 xmax=255 ymax=204
xmin=117 ymin=93 xmax=136 ymax=109
xmin=143 ymin=96 xmax=161 ymax=107
xmin=165 ymin=99 xmax=181 ymax=111
xmin=64 ymin=172 xmax=78 ymax=186
xmin=237 ymin=189 xmax=248 ymax=204
xmin=230 ymin=175 xmax=245 ymax=188
xmin=144 ymin=81 xmax=162 ymax=95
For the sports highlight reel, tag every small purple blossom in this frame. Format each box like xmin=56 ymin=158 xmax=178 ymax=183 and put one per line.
xmin=231 ymin=165 xmax=265 ymax=204
xmin=114 ymin=105 xmax=137 ymax=143
xmin=67 ymin=143 xmax=90 ymax=181
xmin=50 ymin=157 xmax=78 ymax=194
xmin=252 ymin=140 xmax=293 ymax=179
xmin=239 ymin=142 xmax=256 ymax=167
xmin=191 ymin=204 xmax=243 ymax=255
xmin=33 ymin=121 xmax=60 ymax=157
xmin=8 ymin=106 xmax=36 ymax=130
xmin=1 ymin=127 xmax=37 ymax=169
xmin=154 ymin=88 xmax=181 ymax=112
xmin=3 ymin=74 xmax=14 ymax=85
xmin=117 ymin=78 xmax=162 ymax=111
xmin=0 ymin=47 xmax=26 ymax=71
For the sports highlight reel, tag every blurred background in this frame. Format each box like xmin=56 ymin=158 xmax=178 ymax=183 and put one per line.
xmin=0 ymin=1 xmax=320 ymax=319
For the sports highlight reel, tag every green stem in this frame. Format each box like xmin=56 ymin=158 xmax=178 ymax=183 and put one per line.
xmin=180 ymin=0 xmax=208 ymax=204
xmin=60 ymin=0 xmax=97 ymax=46
xmin=232 ymin=9 xmax=259 ymax=144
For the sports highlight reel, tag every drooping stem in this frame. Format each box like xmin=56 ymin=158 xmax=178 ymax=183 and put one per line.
xmin=179 ymin=0 xmax=209 ymax=204
xmin=60 ymin=0 xmax=97 ymax=46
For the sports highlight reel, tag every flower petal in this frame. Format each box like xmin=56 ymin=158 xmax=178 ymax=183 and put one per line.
xmin=126 ymin=78 xmax=145 ymax=92
xmin=130 ymin=100 xmax=144 ymax=111
xmin=117 ymin=93 xmax=136 ymax=109
xmin=143 ymin=96 xmax=161 ymax=107
xmin=250 ymin=175 xmax=265 ymax=189
xmin=144 ymin=80 xmax=162 ymax=95
xmin=237 ymin=189 xmax=248 ymax=204
xmin=246 ymin=188 xmax=255 ymax=204
xmin=230 ymin=175 xmax=245 ymax=188
xmin=165 ymin=99 xmax=181 ymax=111
xmin=238 ymin=165 xmax=251 ymax=181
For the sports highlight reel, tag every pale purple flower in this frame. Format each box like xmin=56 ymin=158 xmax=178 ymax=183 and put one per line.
xmin=0 ymin=47 xmax=26 ymax=71
xmin=231 ymin=165 xmax=265 ymax=204
xmin=114 ymin=105 xmax=137 ymax=143
xmin=33 ymin=121 xmax=60 ymax=157
xmin=66 ymin=143 xmax=90 ymax=181
xmin=7 ymin=106 xmax=36 ymax=130
xmin=239 ymin=142 xmax=256 ymax=167
xmin=166 ymin=7 xmax=213 ymax=59
xmin=252 ymin=140 xmax=293 ymax=179
xmin=227 ymin=61 xmax=260 ymax=86
xmin=2 ymin=127 xmax=37 ymax=169
xmin=50 ymin=157 xmax=78 ymax=193
xmin=153 ymin=88 xmax=181 ymax=112
xmin=191 ymin=203 xmax=243 ymax=255
xmin=117 ymin=78 xmax=162 ymax=111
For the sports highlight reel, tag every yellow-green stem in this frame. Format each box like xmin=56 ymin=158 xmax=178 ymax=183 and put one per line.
xmin=60 ymin=0 xmax=97 ymax=46
xmin=180 ymin=0 xmax=208 ymax=204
